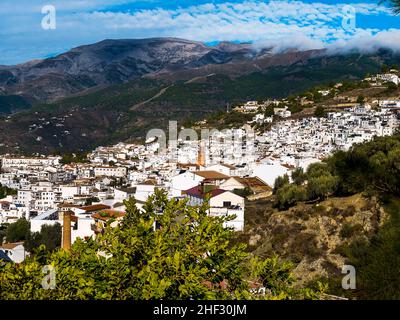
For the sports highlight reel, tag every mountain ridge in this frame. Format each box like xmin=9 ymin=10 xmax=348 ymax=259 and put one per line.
xmin=0 ymin=38 xmax=400 ymax=154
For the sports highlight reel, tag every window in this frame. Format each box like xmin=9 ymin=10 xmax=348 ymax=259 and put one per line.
xmin=223 ymin=201 xmax=231 ymax=208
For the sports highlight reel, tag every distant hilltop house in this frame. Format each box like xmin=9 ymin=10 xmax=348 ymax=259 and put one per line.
xmin=234 ymin=101 xmax=261 ymax=113
xmin=379 ymin=100 xmax=400 ymax=109
xmin=273 ymin=106 xmax=291 ymax=118
xmin=318 ymin=89 xmax=331 ymax=97
xmin=252 ymin=113 xmax=273 ymax=125
xmin=377 ymin=73 xmax=400 ymax=85
xmin=364 ymin=73 xmax=400 ymax=86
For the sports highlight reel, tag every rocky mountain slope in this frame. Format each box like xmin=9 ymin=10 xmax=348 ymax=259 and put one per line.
xmin=0 ymin=38 xmax=400 ymax=154
xmin=0 ymin=38 xmax=275 ymax=104
xmin=237 ymin=194 xmax=387 ymax=292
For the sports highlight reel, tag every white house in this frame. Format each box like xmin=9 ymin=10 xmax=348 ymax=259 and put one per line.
xmin=170 ymin=171 xmax=204 ymax=197
xmin=252 ymin=162 xmax=290 ymax=187
xmin=243 ymin=101 xmax=259 ymax=113
xmin=183 ymin=185 xmax=245 ymax=231
xmin=1 ymin=156 xmax=60 ymax=170
xmin=274 ymin=106 xmax=291 ymax=118
xmin=377 ymin=73 xmax=400 ymax=85
xmin=0 ymin=242 xmax=27 ymax=263
xmin=31 ymin=209 xmax=95 ymax=243
xmin=220 ymin=176 xmax=272 ymax=195
xmin=94 ymin=166 xmax=127 ymax=178
xmin=114 ymin=187 xmax=137 ymax=202
xmin=205 ymin=163 xmax=236 ymax=176
xmin=170 ymin=170 xmax=230 ymax=197
xmin=60 ymin=185 xmax=80 ymax=201
xmin=133 ymin=180 xmax=159 ymax=202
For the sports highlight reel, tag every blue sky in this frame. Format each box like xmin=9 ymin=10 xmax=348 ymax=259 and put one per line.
xmin=0 ymin=0 xmax=399 ymax=65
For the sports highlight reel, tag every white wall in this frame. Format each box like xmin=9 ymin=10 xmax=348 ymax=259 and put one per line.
xmin=0 ymin=245 xmax=27 ymax=263
xmin=252 ymin=163 xmax=289 ymax=187
xmin=210 ymin=192 xmax=244 ymax=208
xmin=220 ymin=178 xmax=244 ymax=191
xmin=170 ymin=172 xmax=203 ymax=197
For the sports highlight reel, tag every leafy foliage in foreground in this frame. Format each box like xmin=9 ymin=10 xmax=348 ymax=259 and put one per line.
xmin=0 ymin=190 xmax=323 ymax=300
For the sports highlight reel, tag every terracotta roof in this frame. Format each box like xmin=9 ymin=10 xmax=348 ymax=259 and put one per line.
xmin=140 ymin=179 xmax=157 ymax=186
xmin=193 ymin=171 xmax=229 ymax=180
xmin=92 ymin=210 xmax=125 ymax=222
xmin=0 ymin=242 xmax=24 ymax=250
xmin=183 ymin=186 xmax=226 ymax=199
xmin=79 ymin=204 xmax=111 ymax=212
xmin=232 ymin=176 xmax=272 ymax=189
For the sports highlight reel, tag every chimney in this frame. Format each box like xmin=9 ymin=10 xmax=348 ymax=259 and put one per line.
xmin=197 ymin=140 xmax=206 ymax=167
xmin=62 ymin=211 xmax=72 ymax=252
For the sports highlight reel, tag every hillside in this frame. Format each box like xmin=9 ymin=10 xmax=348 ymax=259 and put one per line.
xmin=1 ymin=46 xmax=400 ymax=154
xmin=237 ymin=194 xmax=386 ymax=291
xmin=234 ymin=134 xmax=400 ymax=299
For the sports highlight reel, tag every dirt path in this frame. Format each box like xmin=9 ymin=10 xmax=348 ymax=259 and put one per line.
xmin=130 ymin=85 xmax=173 ymax=111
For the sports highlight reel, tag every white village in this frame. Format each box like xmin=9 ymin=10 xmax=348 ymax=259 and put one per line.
xmin=1 ymin=72 xmax=400 ymax=262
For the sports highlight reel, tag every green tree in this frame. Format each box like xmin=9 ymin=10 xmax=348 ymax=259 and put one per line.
xmin=60 ymin=153 xmax=88 ymax=164
xmin=357 ymin=95 xmax=365 ymax=104
xmin=264 ymin=106 xmax=274 ymax=117
xmin=306 ymin=175 xmax=339 ymax=201
xmin=5 ymin=219 xmax=30 ymax=243
xmin=306 ymin=163 xmax=332 ymax=180
xmin=291 ymin=167 xmax=306 ymax=185
xmin=24 ymin=223 xmax=62 ymax=253
xmin=0 ymin=184 xmax=17 ymax=199
xmin=273 ymin=174 xmax=290 ymax=194
xmin=0 ymin=190 xmax=321 ymax=300
xmin=85 ymin=197 xmax=100 ymax=206
xmin=275 ymin=184 xmax=307 ymax=209
xmin=0 ymin=223 xmax=9 ymax=244
xmin=386 ymin=81 xmax=398 ymax=92
xmin=314 ymin=106 xmax=326 ymax=118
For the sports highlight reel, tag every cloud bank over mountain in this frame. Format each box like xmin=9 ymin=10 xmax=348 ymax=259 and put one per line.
xmin=0 ymin=0 xmax=399 ymax=65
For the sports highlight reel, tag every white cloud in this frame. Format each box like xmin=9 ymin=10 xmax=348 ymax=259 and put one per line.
xmin=0 ymin=0 xmax=399 ymax=64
